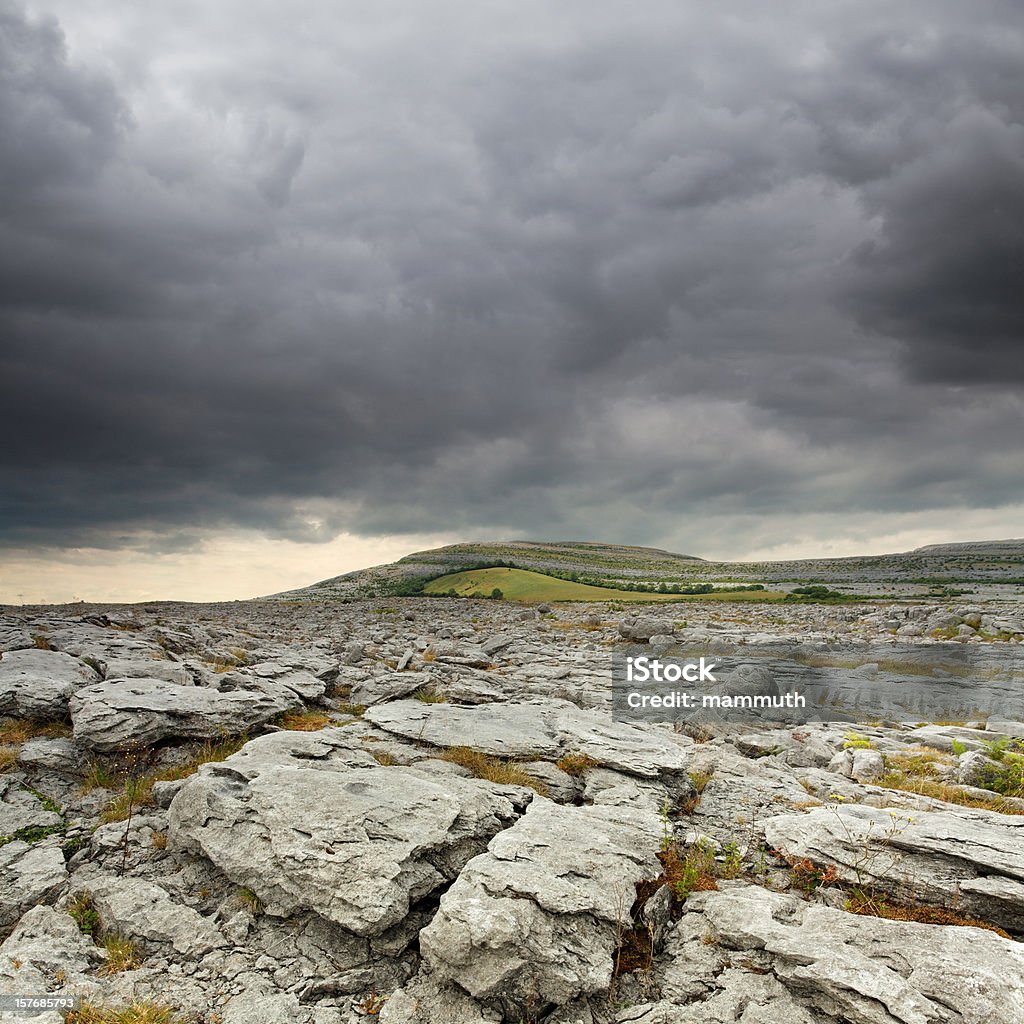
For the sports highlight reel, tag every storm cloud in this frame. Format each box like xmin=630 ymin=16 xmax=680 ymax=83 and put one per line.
xmin=1 ymin=0 xmax=1022 ymax=596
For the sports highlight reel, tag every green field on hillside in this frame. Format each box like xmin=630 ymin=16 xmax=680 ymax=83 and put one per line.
xmin=423 ymin=567 xmax=785 ymax=602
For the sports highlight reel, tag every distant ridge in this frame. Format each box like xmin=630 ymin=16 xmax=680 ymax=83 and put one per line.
xmin=908 ymin=539 xmax=1024 ymax=556
xmin=265 ymin=537 xmax=1024 ymax=600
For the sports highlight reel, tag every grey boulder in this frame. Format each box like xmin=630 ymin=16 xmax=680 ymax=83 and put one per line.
xmin=652 ymin=885 xmax=1024 ymax=1023
xmin=420 ymin=800 xmax=663 ymax=1010
xmin=0 ymin=649 xmax=99 ymax=720
xmin=764 ymin=803 xmax=1024 ymax=934
xmin=168 ymin=730 xmax=526 ymax=937
xmin=0 ymin=842 xmax=67 ymax=936
xmin=69 ymin=677 xmax=292 ymax=751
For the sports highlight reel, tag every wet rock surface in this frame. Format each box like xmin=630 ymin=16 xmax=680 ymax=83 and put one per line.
xmin=0 ymin=594 xmax=1022 ymax=1022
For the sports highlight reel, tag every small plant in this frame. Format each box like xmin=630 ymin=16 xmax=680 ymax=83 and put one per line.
xmin=555 ymin=752 xmax=599 ymax=777
xmin=150 ymin=831 xmax=167 ymax=850
xmin=68 ymin=891 xmax=101 ymax=938
xmin=950 ymin=739 xmax=967 ymax=757
xmin=719 ymin=840 xmax=744 ymax=880
xmin=357 ymin=990 xmax=388 ymax=1015
xmin=81 ymin=760 xmax=119 ymax=793
xmin=787 ymin=857 xmax=840 ymax=893
xmin=238 ymin=887 xmax=264 ymax=915
xmin=371 ymin=751 xmax=397 ymax=766
xmin=842 ymin=731 xmax=873 ymax=750
xmin=99 ymin=933 xmax=143 ymax=975
xmin=661 ymin=839 xmax=719 ymax=902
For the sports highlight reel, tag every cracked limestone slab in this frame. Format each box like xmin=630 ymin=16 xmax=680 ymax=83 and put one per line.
xmin=656 ymin=885 xmax=1024 ymax=1024
xmin=167 ymin=730 xmax=527 ymax=937
xmin=764 ymin=803 xmax=1024 ymax=935
xmin=420 ymin=799 xmax=663 ymax=1009
xmin=69 ymin=677 xmax=296 ymax=751
xmin=365 ymin=698 xmax=691 ymax=777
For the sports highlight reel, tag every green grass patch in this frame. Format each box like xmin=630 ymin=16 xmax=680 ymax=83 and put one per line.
xmin=423 ymin=567 xmax=785 ymax=603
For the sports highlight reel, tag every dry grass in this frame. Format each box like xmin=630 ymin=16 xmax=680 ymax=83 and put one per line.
xmin=881 ymin=754 xmax=1024 ymax=816
xmin=336 ymin=702 xmax=367 ymax=717
xmin=0 ymin=746 xmax=17 ymax=774
xmin=275 ymin=710 xmax=332 ymax=731
xmin=371 ymin=751 xmax=397 ymax=766
xmin=0 ymin=718 xmax=73 ymax=744
xmin=99 ymin=734 xmax=248 ymax=824
xmin=413 ymin=688 xmax=447 ymax=703
xmin=99 ymin=934 xmax=143 ymax=975
xmin=150 ymin=831 xmax=167 ymax=850
xmin=438 ymin=747 xmax=549 ymax=797
xmin=845 ymin=892 xmax=1011 ymax=938
xmin=67 ymin=1004 xmax=180 ymax=1024
xmin=556 ymin=752 xmax=600 ymax=777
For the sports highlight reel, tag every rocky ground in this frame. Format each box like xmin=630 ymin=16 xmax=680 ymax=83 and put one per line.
xmin=0 ymin=596 xmax=1023 ymax=1023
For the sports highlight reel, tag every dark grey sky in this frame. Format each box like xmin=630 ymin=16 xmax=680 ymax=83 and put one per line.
xmin=2 ymin=0 xmax=1022 ymax=600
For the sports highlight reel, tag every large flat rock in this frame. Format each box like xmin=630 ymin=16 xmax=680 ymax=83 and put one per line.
xmin=71 ymin=876 xmax=224 ymax=956
xmin=69 ymin=677 xmax=295 ymax=751
xmin=764 ymin=803 xmax=1024 ymax=935
xmin=0 ymin=648 xmax=100 ymax=720
xmin=365 ymin=699 xmax=691 ymax=777
xmin=648 ymin=885 xmax=1024 ymax=1024
xmin=420 ymin=800 xmax=663 ymax=1009
xmin=167 ymin=730 xmax=527 ymax=936
xmin=0 ymin=841 xmax=67 ymax=937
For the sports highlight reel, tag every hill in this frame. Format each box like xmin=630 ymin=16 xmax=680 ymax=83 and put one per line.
xmin=267 ymin=537 xmax=1024 ymax=601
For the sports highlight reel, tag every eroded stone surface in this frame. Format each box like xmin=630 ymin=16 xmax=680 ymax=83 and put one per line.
xmin=168 ymin=731 xmax=528 ymax=936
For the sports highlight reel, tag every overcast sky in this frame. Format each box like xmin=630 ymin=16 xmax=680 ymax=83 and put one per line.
xmin=2 ymin=0 xmax=1022 ymax=603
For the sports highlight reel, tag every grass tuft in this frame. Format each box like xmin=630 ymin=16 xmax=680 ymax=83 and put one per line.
xmin=336 ymin=702 xmax=367 ymax=717
xmin=98 ymin=734 xmax=248 ymax=824
xmin=881 ymin=754 xmax=1024 ymax=815
xmin=438 ymin=747 xmax=549 ymax=797
xmin=275 ymin=710 xmax=332 ymax=731
xmin=99 ymin=934 xmax=143 ymax=975
xmin=556 ymin=752 xmax=600 ymax=777
xmin=413 ymin=688 xmax=447 ymax=703
xmin=237 ymin=887 xmax=264 ymax=915
xmin=0 ymin=718 xmax=73 ymax=744
xmin=845 ymin=892 xmax=1010 ymax=938
xmin=66 ymin=1003 xmax=181 ymax=1024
